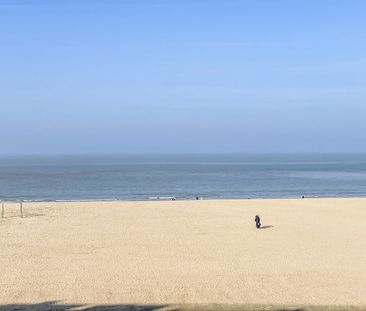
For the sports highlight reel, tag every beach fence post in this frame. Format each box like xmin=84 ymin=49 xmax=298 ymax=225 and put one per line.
xmin=1 ymin=201 xmax=4 ymax=218
xmin=20 ymin=200 xmax=23 ymax=218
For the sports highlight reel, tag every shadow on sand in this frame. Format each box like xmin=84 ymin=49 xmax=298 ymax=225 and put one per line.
xmin=0 ymin=302 xmax=165 ymax=311
xmin=259 ymin=225 xmax=273 ymax=229
xmin=0 ymin=302 xmax=364 ymax=311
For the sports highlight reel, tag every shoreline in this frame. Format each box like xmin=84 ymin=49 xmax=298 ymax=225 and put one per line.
xmin=2 ymin=195 xmax=366 ymax=203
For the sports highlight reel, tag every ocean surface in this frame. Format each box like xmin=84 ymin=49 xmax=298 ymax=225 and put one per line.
xmin=0 ymin=154 xmax=366 ymax=201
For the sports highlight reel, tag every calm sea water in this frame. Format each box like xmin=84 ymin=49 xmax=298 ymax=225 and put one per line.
xmin=0 ymin=154 xmax=366 ymax=201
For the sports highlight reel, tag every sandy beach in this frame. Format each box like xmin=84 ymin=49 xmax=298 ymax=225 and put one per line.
xmin=1 ymin=198 xmax=366 ymax=310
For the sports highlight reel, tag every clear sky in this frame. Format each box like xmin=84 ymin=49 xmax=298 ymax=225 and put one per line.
xmin=1 ymin=0 xmax=365 ymax=154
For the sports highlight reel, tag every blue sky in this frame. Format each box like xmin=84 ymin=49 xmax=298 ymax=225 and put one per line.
xmin=1 ymin=0 xmax=365 ymax=154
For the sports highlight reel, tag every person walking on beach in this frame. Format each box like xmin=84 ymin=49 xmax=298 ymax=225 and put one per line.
xmin=255 ymin=215 xmax=261 ymax=229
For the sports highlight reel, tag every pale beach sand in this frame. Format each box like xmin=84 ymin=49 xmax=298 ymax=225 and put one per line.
xmin=1 ymin=198 xmax=366 ymax=310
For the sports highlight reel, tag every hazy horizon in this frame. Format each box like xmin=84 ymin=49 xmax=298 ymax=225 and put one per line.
xmin=2 ymin=151 xmax=366 ymax=157
xmin=1 ymin=0 xmax=366 ymax=155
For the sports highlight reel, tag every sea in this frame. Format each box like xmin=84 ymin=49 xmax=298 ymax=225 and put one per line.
xmin=0 ymin=154 xmax=365 ymax=201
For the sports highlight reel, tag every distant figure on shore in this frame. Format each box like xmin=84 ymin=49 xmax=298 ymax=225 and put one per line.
xmin=255 ymin=215 xmax=261 ymax=229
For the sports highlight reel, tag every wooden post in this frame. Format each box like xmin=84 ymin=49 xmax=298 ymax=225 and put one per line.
xmin=20 ymin=201 xmax=23 ymax=218
xmin=1 ymin=201 xmax=4 ymax=218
